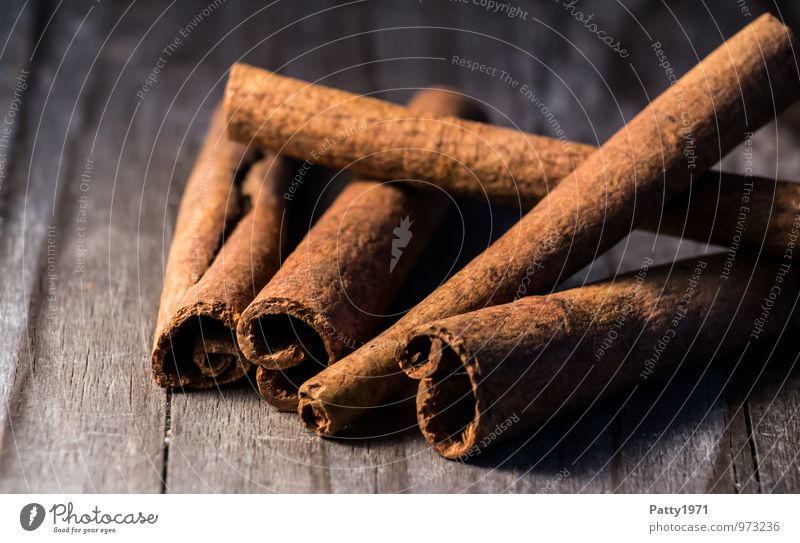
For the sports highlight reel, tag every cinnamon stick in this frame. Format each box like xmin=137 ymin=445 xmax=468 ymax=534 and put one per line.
xmin=297 ymin=14 xmax=800 ymax=435
xmin=225 ymin=63 xmax=594 ymax=208
xmin=151 ymin=105 xmax=291 ymax=388
xmin=224 ymin=51 xmax=800 ymax=261
xmin=400 ymin=255 xmax=800 ymax=459
xmin=237 ymin=88 xmax=486 ymax=410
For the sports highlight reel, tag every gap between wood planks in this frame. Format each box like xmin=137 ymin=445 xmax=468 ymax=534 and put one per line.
xmin=160 ymin=389 xmax=172 ymax=493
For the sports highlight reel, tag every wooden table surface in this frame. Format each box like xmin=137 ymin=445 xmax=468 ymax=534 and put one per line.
xmin=2 ymin=0 xmax=800 ymax=493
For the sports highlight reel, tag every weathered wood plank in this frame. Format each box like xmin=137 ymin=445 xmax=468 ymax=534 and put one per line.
xmin=0 ymin=1 xmax=166 ymax=492
xmin=0 ymin=0 xmax=44 ymax=440
xmin=744 ymin=336 xmax=800 ymax=493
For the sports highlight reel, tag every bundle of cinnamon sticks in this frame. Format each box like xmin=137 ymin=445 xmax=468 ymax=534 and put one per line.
xmin=152 ymin=14 xmax=800 ymax=460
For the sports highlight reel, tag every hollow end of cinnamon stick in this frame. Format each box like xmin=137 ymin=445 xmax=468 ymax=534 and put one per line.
xmin=255 ymin=363 xmax=321 ymax=411
xmin=192 ymin=326 xmax=239 ymax=378
xmin=406 ymin=331 xmax=481 ymax=460
xmin=238 ymin=298 xmax=331 ymax=370
xmin=298 ymin=390 xmax=335 ymax=436
xmin=399 ymin=331 xmax=472 ymax=380
xmin=152 ymin=304 xmax=250 ymax=388
xmin=296 ymin=344 xmax=420 ymax=436
xmin=239 ymin=298 xmax=334 ymax=410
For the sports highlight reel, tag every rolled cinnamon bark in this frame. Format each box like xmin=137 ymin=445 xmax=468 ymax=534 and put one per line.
xmin=297 ymin=14 xmax=800 ymax=435
xmin=226 ymin=60 xmax=800 ymax=258
xmin=225 ymin=63 xmax=594 ymax=208
xmin=224 ymin=58 xmax=800 ymax=259
xmin=400 ymin=255 xmax=800 ymax=459
xmin=237 ymin=88 xmax=486 ymax=410
xmin=151 ymin=105 xmax=291 ymax=388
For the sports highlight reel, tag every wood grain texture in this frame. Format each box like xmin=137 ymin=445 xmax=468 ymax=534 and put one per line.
xmin=0 ymin=1 xmax=166 ymax=491
xmin=0 ymin=0 xmax=38 ymax=442
xmin=2 ymin=0 xmax=800 ymax=493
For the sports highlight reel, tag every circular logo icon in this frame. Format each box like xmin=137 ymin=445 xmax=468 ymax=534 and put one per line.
xmin=20 ymin=503 xmax=45 ymax=531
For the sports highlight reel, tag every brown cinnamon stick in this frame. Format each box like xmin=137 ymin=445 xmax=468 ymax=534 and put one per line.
xmin=224 ymin=53 xmax=800 ymax=260
xmin=225 ymin=63 xmax=594 ymax=208
xmin=237 ymin=88 xmax=486 ymax=410
xmin=151 ymin=105 xmax=291 ymax=388
xmin=297 ymin=14 xmax=800 ymax=435
xmin=400 ymin=255 xmax=800 ymax=459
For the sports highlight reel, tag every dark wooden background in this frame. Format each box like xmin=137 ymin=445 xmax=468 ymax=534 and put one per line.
xmin=2 ymin=0 xmax=800 ymax=493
